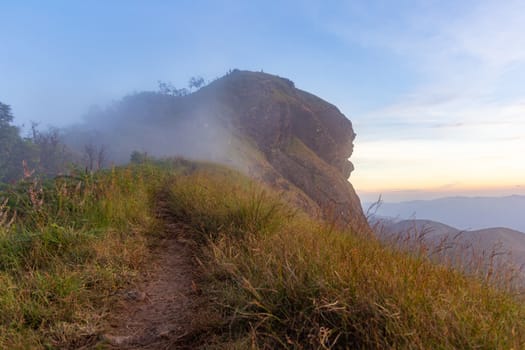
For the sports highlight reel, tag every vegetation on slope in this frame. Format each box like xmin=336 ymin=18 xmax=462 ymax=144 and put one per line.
xmin=0 ymin=102 xmax=74 ymax=184
xmin=0 ymin=162 xmax=176 ymax=348
xmin=166 ymin=163 xmax=525 ymax=349
xmin=1 ymin=160 xmax=524 ymax=349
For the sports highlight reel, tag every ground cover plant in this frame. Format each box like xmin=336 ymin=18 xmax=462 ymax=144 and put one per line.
xmin=1 ymin=159 xmax=525 ymax=349
xmin=0 ymin=162 xmax=174 ymax=348
xmin=166 ymin=164 xmax=525 ymax=349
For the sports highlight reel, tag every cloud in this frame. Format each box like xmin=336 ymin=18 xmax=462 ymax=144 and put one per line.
xmin=311 ymin=0 xmax=525 ymax=109
xmin=430 ymin=122 xmax=464 ymax=129
xmin=338 ymin=2 xmax=525 ymax=198
xmin=305 ymin=1 xmax=524 ymax=140
xmin=449 ymin=1 xmax=525 ymax=67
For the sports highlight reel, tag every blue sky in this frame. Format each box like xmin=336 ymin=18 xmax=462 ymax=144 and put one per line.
xmin=1 ymin=0 xmax=524 ymax=201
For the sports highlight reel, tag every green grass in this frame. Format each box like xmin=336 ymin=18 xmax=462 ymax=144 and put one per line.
xmin=0 ymin=162 xmax=179 ymax=349
xmin=2 ymin=159 xmax=525 ymax=349
xmin=165 ymin=164 xmax=525 ymax=349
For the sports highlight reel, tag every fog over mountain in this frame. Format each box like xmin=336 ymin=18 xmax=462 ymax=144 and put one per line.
xmin=62 ymin=90 xmax=232 ymax=166
xmin=366 ymin=195 xmax=525 ymax=232
xmin=60 ymin=70 xmax=368 ymax=230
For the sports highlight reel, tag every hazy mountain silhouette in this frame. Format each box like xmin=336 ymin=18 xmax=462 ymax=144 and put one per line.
xmin=373 ymin=218 xmax=525 ymax=275
xmin=367 ymin=195 xmax=525 ymax=232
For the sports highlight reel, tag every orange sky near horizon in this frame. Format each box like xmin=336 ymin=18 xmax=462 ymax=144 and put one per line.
xmin=351 ymin=138 xmax=525 ymax=202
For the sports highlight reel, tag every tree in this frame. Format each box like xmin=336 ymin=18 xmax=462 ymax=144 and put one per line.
xmin=0 ymin=102 xmax=14 ymax=125
xmin=188 ymin=76 xmax=205 ymax=90
xmin=83 ymin=142 xmax=106 ymax=172
xmin=97 ymin=145 xmax=106 ymax=170
xmin=158 ymin=80 xmax=175 ymax=95
xmin=130 ymin=150 xmax=149 ymax=164
xmin=0 ymin=102 xmax=75 ymax=183
xmin=157 ymin=81 xmax=188 ymax=96
xmin=0 ymin=102 xmax=29 ymax=182
xmin=158 ymin=76 xmax=206 ymax=96
xmin=30 ymin=122 xmax=72 ymax=177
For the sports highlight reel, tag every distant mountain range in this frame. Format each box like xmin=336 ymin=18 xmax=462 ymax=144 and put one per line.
xmin=372 ymin=218 xmax=525 ymax=276
xmin=365 ymin=195 xmax=525 ymax=232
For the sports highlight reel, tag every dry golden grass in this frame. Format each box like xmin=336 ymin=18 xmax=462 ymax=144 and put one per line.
xmin=166 ymin=164 xmax=525 ymax=349
xmin=2 ymin=159 xmax=525 ymax=349
xmin=0 ymin=163 xmax=172 ymax=349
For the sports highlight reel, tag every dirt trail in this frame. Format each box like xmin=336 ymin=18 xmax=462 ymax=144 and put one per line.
xmin=101 ymin=200 xmax=202 ymax=349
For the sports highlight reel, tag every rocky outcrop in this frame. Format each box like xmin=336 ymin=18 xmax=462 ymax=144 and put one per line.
xmin=67 ymin=70 xmax=370 ymax=232
xmin=200 ymin=70 xmax=369 ymax=231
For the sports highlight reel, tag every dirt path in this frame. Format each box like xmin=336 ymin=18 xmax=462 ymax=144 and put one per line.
xmin=101 ymin=201 xmax=202 ymax=349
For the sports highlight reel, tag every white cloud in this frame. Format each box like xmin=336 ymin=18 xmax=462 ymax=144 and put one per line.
xmin=448 ymin=1 xmax=525 ymax=68
xmin=310 ymin=1 xmax=525 ymax=198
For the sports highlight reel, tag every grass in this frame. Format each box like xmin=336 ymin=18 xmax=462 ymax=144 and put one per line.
xmin=165 ymin=164 xmax=525 ymax=349
xmin=373 ymin=220 xmax=525 ymax=292
xmin=2 ymin=159 xmax=525 ymax=348
xmin=0 ymin=161 xmax=179 ymax=349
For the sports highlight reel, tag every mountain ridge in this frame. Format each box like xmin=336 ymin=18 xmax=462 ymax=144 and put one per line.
xmin=373 ymin=217 xmax=525 ymax=272
xmin=65 ymin=70 xmax=369 ymax=231
xmin=367 ymin=194 xmax=525 ymax=232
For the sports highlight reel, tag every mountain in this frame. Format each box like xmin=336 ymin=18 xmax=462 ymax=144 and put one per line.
xmin=367 ymin=195 xmax=525 ymax=232
xmin=5 ymin=160 xmax=525 ymax=348
xmin=5 ymin=72 xmax=525 ymax=348
xmin=64 ymin=70 xmax=368 ymax=231
xmin=374 ymin=218 xmax=525 ymax=271
xmin=374 ymin=218 xmax=459 ymax=240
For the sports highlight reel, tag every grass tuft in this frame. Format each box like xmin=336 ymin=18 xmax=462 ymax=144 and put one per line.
xmin=166 ymin=164 xmax=525 ymax=349
xmin=0 ymin=163 xmax=171 ymax=348
xmin=2 ymin=159 xmax=525 ymax=349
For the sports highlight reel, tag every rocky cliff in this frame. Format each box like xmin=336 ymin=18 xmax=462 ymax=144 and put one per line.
xmin=66 ymin=70 xmax=369 ymax=232
xmin=201 ymin=70 xmax=367 ymax=231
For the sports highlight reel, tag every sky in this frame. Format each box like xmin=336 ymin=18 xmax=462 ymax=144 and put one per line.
xmin=1 ymin=0 xmax=524 ymax=202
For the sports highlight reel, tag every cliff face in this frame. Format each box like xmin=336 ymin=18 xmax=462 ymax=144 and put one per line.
xmin=66 ymin=70 xmax=369 ymax=232
xmin=200 ymin=70 xmax=368 ymax=231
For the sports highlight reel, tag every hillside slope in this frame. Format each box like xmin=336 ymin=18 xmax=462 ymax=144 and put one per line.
xmin=65 ymin=70 xmax=368 ymax=231
xmin=370 ymin=195 xmax=525 ymax=232
xmin=164 ymin=163 xmax=525 ymax=349
xmin=375 ymin=218 xmax=525 ymax=276
xmin=2 ymin=161 xmax=525 ymax=348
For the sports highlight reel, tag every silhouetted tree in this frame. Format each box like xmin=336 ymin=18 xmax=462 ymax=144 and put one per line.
xmin=158 ymin=76 xmax=206 ymax=96
xmin=30 ymin=122 xmax=72 ymax=177
xmin=188 ymin=76 xmax=205 ymax=90
xmin=0 ymin=102 xmax=78 ymax=183
xmin=157 ymin=81 xmax=189 ymax=96
xmin=84 ymin=143 xmax=96 ymax=172
xmin=83 ymin=142 xmax=106 ymax=172
xmin=158 ymin=80 xmax=175 ymax=95
xmin=130 ymin=150 xmax=149 ymax=164
xmin=97 ymin=145 xmax=106 ymax=170
xmin=0 ymin=102 xmax=34 ymax=182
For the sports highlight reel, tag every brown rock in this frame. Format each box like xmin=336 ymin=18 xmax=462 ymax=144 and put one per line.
xmin=69 ymin=70 xmax=370 ymax=232
xmin=200 ymin=70 xmax=369 ymax=232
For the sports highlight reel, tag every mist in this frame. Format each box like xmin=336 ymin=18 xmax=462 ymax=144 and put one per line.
xmin=60 ymin=84 xmax=237 ymax=170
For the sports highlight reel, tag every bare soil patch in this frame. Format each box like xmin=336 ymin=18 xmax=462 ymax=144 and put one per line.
xmin=100 ymin=202 xmax=205 ymax=349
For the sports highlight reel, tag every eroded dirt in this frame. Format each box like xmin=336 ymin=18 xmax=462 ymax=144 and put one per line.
xmin=101 ymin=202 xmax=203 ymax=349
